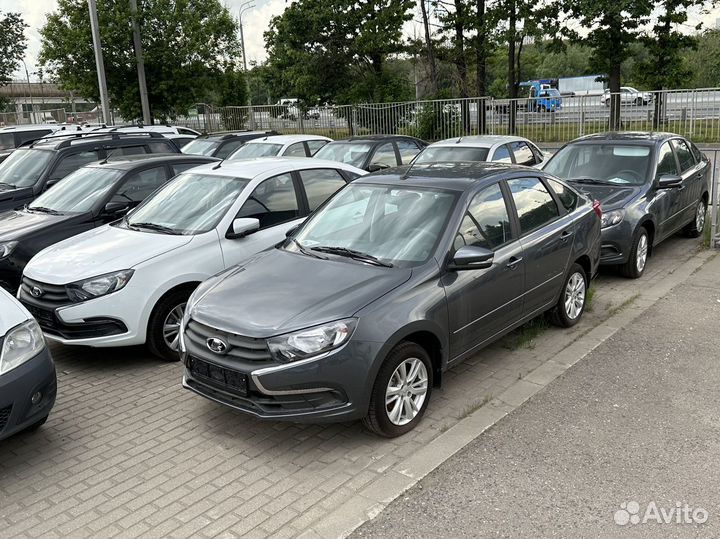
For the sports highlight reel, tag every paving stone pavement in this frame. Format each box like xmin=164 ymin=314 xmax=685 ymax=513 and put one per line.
xmin=0 ymin=234 xmax=706 ymax=539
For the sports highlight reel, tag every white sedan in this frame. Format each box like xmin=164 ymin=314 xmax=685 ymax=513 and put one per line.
xmin=412 ymin=135 xmax=547 ymax=167
xmin=19 ymin=158 xmax=366 ymax=360
xmin=226 ymin=134 xmax=332 ymax=160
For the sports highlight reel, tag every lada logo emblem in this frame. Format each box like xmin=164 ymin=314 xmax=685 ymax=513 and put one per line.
xmin=30 ymin=286 xmax=44 ymax=298
xmin=206 ymin=337 xmax=228 ymax=354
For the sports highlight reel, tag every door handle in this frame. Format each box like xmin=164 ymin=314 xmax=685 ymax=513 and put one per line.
xmin=560 ymin=230 xmax=574 ymax=242
xmin=506 ymin=256 xmax=523 ymax=269
xmin=678 ymin=185 xmax=686 ymax=191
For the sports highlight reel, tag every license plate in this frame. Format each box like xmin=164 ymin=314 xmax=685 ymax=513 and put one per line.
xmin=188 ymin=357 xmax=248 ymax=396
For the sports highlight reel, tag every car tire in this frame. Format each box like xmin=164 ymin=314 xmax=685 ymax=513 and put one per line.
xmin=683 ymin=198 xmax=707 ymax=238
xmin=551 ymin=263 xmax=588 ymax=328
xmin=620 ymin=226 xmax=649 ymax=279
xmin=362 ymin=341 xmax=433 ymax=438
xmin=147 ymin=289 xmax=191 ymax=361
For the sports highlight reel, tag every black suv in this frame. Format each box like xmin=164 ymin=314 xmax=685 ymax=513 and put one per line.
xmin=312 ymin=135 xmax=428 ymax=171
xmin=0 ymin=154 xmax=216 ymax=293
xmin=181 ymin=130 xmax=278 ymax=159
xmin=0 ymin=125 xmax=60 ymax=164
xmin=0 ymin=132 xmax=180 ymax=213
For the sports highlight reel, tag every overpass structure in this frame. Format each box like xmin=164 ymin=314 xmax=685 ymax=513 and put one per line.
xmin=0 ymin=80 xmax=96 ymax=124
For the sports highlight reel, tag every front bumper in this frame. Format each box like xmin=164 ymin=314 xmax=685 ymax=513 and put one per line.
xmin=0 ymin=347 xmax=56 ymax=441
xmin=598 ymin=220 xmax=634 ymax=265
xmin=182 ymin=339 xmax=382 ymax=423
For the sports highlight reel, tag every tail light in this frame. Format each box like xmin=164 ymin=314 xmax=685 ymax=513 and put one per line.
xmin=592 ymin=199 xmax=602 ymax=220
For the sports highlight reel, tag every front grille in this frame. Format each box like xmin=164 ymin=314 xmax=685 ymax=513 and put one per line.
xmin=188 ymin=356 xmax=249 ymax=396
xmin=185 ymin=319 xmax=272 ymax=363
xmin=0 ymin=405 xmax=12 ymax=433
xmin=19 ymin=276 xmax=70 ymax=307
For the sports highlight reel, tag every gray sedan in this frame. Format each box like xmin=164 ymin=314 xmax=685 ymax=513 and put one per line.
xmin=180 ymin=163 xmax=601 ymax=436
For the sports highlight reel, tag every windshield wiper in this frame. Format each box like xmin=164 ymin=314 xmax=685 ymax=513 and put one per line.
xmin=290 ymin=238 xmax=327 ymax=260
xmin=0 ymin=182 xmax=16 ymax=189
xmin=569 ymin=177 xmax=615 ymax=185
xmin=311 ymin=246 xmax=393 ymax=267
xmin=27 ymin=206 xmax=62 ymax=215
xmin=128 ymin=222 xmax=182 ymax=235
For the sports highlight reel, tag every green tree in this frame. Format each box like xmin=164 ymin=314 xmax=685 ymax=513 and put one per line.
xmin=684 ymin=29 xmax=720 ymax=88
xmin=39 ymin=0 xmax=241 ymax=121
xmin=0 ymin=11 xmax=28 ymax=110
xmin=264 ymin=0 xmax=414 ymax=105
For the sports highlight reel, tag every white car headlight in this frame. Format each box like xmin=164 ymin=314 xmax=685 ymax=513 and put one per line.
xmin=601 ymin=209 xmax=624 ymax=229
xmin=0 ymin=241 xmax=18 ymax=260
xmin=66 ymin=269 xmax=134 ymax=303
xmin=267 ymin=318 xmax=357 ymax=363
xmin=0 ymin=319 xmax=45 ymax=375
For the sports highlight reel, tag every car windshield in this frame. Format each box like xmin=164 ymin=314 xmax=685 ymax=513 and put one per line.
xmin=228 ymin=143 xmax=283 ymax=160
xmin=122 ymin=172 xmax=250 ymax=235
xmin=313 ymin=142 xmax=373 ymax=168
xmin=181 ymin=138 xmax=221 ymax=156
xmin=291 ymin=183 xmax=457 ymax=268
xmin=413 ymin=146 xmax=490 ymax=164
xmin=28 ymin=167 xmax=123 ymax=214
xmin=544 ymin=89 xmax=561 ymax=97
xmin=0 ymin=149 xmax=54 ymax=188
xmin=543 ymin=143 xmax=651 ymax=186
xmin=0 ymin=133 xmax=15 ymax=150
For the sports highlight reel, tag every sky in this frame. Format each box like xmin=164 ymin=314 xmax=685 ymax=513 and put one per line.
xmin=1 ymin=0 xmax=719 ymax=81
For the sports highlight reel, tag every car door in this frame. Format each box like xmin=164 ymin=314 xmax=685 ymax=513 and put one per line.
xmin=506 ymin=176 xmax=573 ymax=317
xmin=443 ymin=182 xmax=524 ymax=359
xmin=296 ymin=168 xmax=348 ymax=212
xmin=671 ymin=138 xmax=705 ymax=226
xmin=653 ymin=141 xmax=683 ymax=239
xmin=218 ymin=172 xmax=304 ymax=267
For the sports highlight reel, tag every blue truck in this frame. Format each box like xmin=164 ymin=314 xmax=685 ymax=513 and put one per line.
xmin=521 ymin=79 xmax=563 ymax=112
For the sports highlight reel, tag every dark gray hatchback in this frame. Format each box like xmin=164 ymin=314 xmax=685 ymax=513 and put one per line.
xmin=180 ymin=163 xmax=601 ymax=436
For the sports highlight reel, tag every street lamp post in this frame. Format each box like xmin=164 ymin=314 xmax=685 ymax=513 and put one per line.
xmin=20 ymin=60 xmax=34 ymax=124
xmin=239 ymin=1 xmax=255 ymax=130
xmin=88 ymin=0 xmax=112 ymax=125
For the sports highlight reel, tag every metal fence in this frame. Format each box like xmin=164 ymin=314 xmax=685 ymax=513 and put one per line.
xmin=0 ymin=108 xmax=67 ymax=127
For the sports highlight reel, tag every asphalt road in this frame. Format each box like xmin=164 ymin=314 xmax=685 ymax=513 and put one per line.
xmin=353 ymin=254 xmax=720 ymax=539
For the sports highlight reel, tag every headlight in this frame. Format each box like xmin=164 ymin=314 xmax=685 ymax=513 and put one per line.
xmin=267 ymin=318 xmax=357 ymax=363
xmin=0 ymin=241 xmax=18 ymax=260
xmin=601 ymin=210 xmax=624 ymax=228
xmin=0 ymin=319 xmax=45 ymax=375
xmin=66 ymin=269 xmax=134 ymax=302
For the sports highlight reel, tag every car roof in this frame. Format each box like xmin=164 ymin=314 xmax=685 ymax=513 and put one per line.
xmin=357 ymin=162 xmax=537 ymax=191
xmin=0 ymin=124 xmax=59 ymax=133
xmin=87 ymin=153 xmax=219 ymax=171
xmin=199 ymin=131 xmax=277 ymax=141
xmin=428 ymin=135 xmax=529 ymax=148
xmin=341 ymin=135 xmax=424 ymax=143
xmin=181 ymin=156 xmax=361 ymax=179
xmin=244 ymin=134 xmax=332 ymax=145
xmin=571 ymin=131 xmax=679 ymax=144
xmin=23 ymin=131 xmax=174 ymax=150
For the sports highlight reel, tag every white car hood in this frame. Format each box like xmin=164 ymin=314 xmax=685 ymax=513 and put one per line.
xmin=24 ymin=224 xmax=193 ymax=285
xmin=0 ymin=288 xmax=30 ymax=335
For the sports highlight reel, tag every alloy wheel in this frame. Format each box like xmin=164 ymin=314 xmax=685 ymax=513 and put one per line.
xmin=564 ymin=272 xmax=586 ymax=320
xmin=696 ymin=201 xmax=706 ymax=233
xmin=636 ymin=234 xmax=648 ymax=273
xmin=385 ymin=358 xmax=429 ymax=426
xmin=163 ymin=303 xmax=186 ymax=351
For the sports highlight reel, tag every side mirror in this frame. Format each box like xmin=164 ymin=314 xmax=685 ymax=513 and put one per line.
xmin=366 ymin=163 xmax=388 ymax=173
xmin=657 ymin=174 xmax=682 ymax=189
xmin=285 ymin=224 xmax=300 ymax=238
xmin=226 ymin=217 xmax=259 ymax=239
xmin=448 ymin=245 xmax=494 ymax=271
xmin=103 ymin=201 xmax=130 ymax=215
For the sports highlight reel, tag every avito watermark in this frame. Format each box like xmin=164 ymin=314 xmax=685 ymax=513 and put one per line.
xmin=614 ymin=501 xmax=709 ymax=526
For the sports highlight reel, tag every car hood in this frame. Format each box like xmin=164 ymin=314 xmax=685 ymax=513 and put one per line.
xmin=23 ymin=224 xmax=193 ymax=284
xmin=191 ymin=248 xmax=413 ymax=337
xmin=568 ymin=182 xmax=642 ymax=211
xmin=0 ymin=209 xmax=76 ymax=241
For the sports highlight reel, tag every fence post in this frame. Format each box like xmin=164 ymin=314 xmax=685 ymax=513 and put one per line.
xmin=349 ymin=106 xmax=355 ymax=136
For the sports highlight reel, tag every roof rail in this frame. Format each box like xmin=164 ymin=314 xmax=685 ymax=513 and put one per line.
xmin=29 ymin=131 xmax=165 ymax=149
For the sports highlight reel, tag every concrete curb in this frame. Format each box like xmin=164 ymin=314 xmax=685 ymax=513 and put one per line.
xmin=300 ymin=248 xmax=714 ymax=539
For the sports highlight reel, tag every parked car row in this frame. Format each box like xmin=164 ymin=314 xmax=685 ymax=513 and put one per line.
xmin=0 ymin=127 xmax=709 ymax=440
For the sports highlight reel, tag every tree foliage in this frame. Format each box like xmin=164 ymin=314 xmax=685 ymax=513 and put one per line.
xmin=39 ymin=0 xmax=241 ymax=121
xmin=0 ymin=11 xmax=28 ymax=109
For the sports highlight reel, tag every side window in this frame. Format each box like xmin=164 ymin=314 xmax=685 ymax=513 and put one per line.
xmin=171 ymin=162 xmax=204 ymax=175
xmin=298 ymin=169 xmax=347 ymax=211
xmin=283 ymin=142 xmax=307 ymax=157
xmin=147 ymin=141 xmax=175 ymax=153
xmin=454 ymin=183 xmax=513 ymax=251
xmin=656 ymin=142 xmax=678 ymax=176
xmin=177 ymin=128 xmax=196 ymax=135
xmin=236 ymin=173 xmax=300 ymax=229
xmin=396 ymin=139 xmax=421 ymax=164
xmin=306 ymin=140 xmax=329 ymax=156
xmin=112 ymin=145 xmax=146 ymax=157
xmin=491 ymin=145 xmax=512 ymax=164
xmin=112 ymin=166 xmax=169 ymax=204
xmin=671 ymin=139 xmax=695 ymax=172
xmin=215 ymin=140 xmax=244 ymax=159
xmin=507 ymin=177 xmax=560 ymax=234
xmin=547 ymin=178 xmax=578 ymax=212
xmin=690 ymin=143 xmax=704 ymax=163
xmin=369 ymin=142 xmax=397 ymax=167
xmin=510 ymin=141 xmax=536 ymax=166
xmin=49 ymin=150 xmax=102 ymax=181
